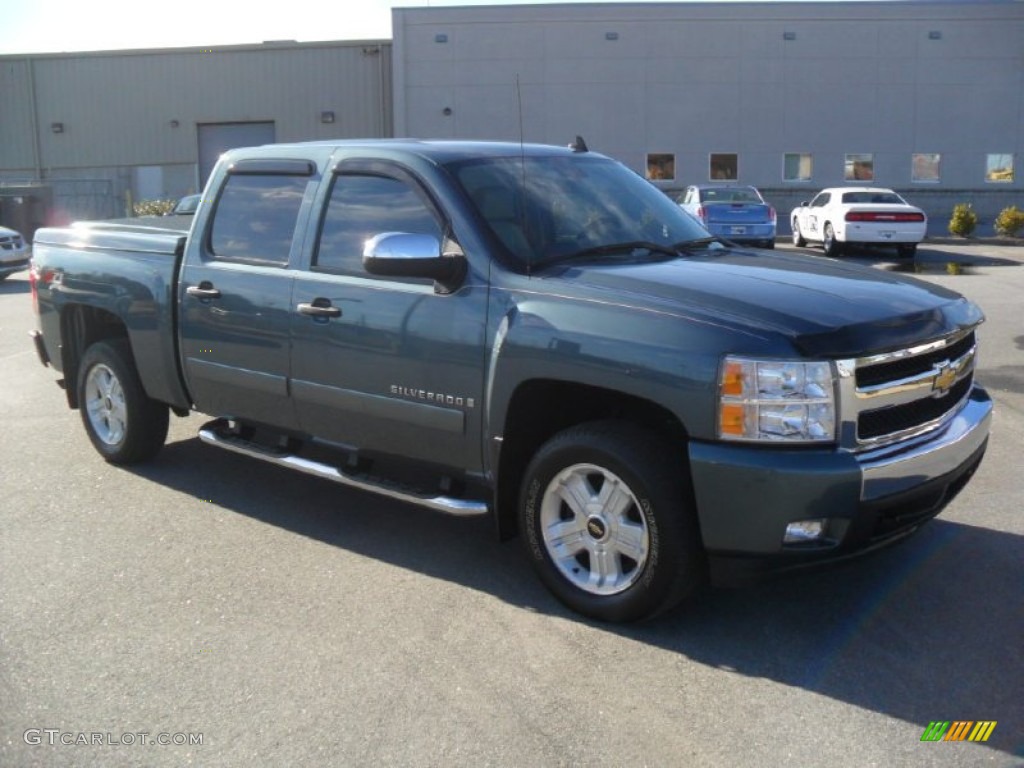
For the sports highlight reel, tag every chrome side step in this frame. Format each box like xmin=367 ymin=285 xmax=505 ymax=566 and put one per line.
xmin=198 ymin=422 xmax=489 ymax=517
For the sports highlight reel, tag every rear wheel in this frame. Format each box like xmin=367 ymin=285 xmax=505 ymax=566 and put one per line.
xmin=822 ymin=223 xmax=842 ymax=257
xmin=792 ymin=220 xmax=806 ymax=247
xmin=897 ymin=244 xmax=917 ymax=259
xmin=519 ymin=421 xmax=705 ymax=622
xmin=77 ymin=340 xmax=169 ymax=464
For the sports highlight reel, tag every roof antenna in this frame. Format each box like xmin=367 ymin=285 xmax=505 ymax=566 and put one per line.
xmin=569 ymin=135 xmax=588 ymax=153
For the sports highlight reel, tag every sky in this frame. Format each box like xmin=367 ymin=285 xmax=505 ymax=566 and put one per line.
xmin=0 ymin=0 xmax=886 ymax=55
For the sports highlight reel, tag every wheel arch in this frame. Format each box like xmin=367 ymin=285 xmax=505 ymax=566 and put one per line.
xmin=59 ymin=304 xmax=130 ymax=409
xmin=493 ymin=378 xmax=693 ymax=540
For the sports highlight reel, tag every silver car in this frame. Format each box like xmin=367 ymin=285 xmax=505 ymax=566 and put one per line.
xmin=0 ymin=225 xmax=29 ymax=281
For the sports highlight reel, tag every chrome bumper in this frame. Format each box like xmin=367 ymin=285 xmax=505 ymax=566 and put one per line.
xmin=858 ymin=386 xmax=992 ymax=502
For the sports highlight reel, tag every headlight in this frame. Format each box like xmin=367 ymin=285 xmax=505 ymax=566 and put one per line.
xmin=718 ymin=357 xmax=836 ymax=443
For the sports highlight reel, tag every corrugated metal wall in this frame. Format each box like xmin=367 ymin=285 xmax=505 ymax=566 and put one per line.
xmin=392 ymin=2 xmax=1024 ymax=198
xmin=0 ymin=41 xmax=392 ymax=220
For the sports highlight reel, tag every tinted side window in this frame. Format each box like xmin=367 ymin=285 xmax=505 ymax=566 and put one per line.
xmin=209 ymin=174 xmax=308 ymax=264
xmin=315 ymin=174 xmax=442 ymax=276
xmin=811 ymin=193 xmax=830 ymax=208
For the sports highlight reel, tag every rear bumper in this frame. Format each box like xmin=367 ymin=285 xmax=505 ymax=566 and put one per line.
xmin=689 ymin=384 xmax=992 ymax=581
xmin=708 ymin=223 xmax=776 ymax=242
xmin=835 ymin=224 xmax=925 ymax=244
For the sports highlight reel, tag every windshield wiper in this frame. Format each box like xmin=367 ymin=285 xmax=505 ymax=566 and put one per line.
xmin=534 ymin=241 xmax=682 ymax=270
xmin=533 ymin=237 xmax=722 ymax=271
xmin=673 ymin=237 xmax=721 ymax=250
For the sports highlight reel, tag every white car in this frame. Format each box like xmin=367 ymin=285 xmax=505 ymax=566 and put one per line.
xmin=0 ymin=225 xmax=30 ymax=281
xmin=790 ymin=187 xmax=926 ymax=258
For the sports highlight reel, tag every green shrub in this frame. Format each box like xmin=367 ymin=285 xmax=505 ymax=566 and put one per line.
xmin=994 ymin=205 xmax=1024 ymax=237
xmin=947 ymin=203 xmax=977 ymax=238
xmin=133 ymin=199 xmax=176 ymax=217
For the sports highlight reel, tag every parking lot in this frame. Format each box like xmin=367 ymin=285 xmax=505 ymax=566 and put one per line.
xmin=1 ymin=241 xmax=1022 ymax=767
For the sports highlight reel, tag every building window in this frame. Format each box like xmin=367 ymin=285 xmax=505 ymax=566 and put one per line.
xmin=783 ymin=153 xmax=813 ymax=182
xmin=912 ymin=153 xmax=941 ymax=183
xmin=844 ymin=153 xmax=874 ymax=182
xmin=709 ymin=153 xmax=738 ymax=181
xmin=986 ymin=153 xmax=1014 ymax=183
xmin=646 ymin=154 xmax=675 ymax=181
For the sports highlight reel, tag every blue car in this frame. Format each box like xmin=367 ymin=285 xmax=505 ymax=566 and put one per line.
xmin=677 ymin=185 xmax=776 ymax=249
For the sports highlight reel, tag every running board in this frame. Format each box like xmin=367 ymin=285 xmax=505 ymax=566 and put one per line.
xmin=198 ymin=421 xmax=489 ymax=517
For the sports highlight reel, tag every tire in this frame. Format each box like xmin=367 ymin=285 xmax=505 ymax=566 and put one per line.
xmin=519 ymin=421 xmax=705 ymax=622
xmin=763 ymin=239 xmax=776 ymax=250
xmin=897 ymin=243 xmax=917 ymax=259
xmin=822 ymin=223 xmax=842 ymax=257
xmin=791 ymin=220 xmax=806 ymax=247
xmin=77 ymin=340 xmax=169 ymax=464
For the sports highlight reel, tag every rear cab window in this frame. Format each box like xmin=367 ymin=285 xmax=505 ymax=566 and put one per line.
xmin=207 ymin=159 xmax=316 ymax=266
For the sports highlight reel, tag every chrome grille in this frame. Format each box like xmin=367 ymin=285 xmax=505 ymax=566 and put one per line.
xmin=1 ymin=234 xmax=24 ymax=250
xmin=839 ymin=330 xmax=977 ymax=449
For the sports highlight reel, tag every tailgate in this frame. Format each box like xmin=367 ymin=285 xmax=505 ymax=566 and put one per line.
xmin=704 ymin=203 xmax=772 ymax=225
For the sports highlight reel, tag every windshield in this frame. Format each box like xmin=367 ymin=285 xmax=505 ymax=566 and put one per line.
xmin=448 ymin=154 xmax=710 ymax=270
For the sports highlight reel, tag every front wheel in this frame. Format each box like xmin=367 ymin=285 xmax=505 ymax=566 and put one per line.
xmin=519 ymin=421 xmax=705 ymax=622
xmin=77 ymin=340 xmax=169 ymax=464
xmin=792 ymin=220 xmax=806 ymax=247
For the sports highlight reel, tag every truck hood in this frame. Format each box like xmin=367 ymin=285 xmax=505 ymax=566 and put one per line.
xmin=550 ymin=248 xmax=982 ymax=358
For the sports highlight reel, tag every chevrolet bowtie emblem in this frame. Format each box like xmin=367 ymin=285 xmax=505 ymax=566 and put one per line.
xmin=932 ymin=362 xmax=958 ymax=396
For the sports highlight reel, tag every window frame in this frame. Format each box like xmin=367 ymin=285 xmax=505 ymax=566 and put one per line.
xmin=844 ymin=153 xmax=875 ymax=182
xmin=985 ymin=153 xmax=1015 ymax=184
xmin=645 ymin=153 xmax=676 ymax=182
xmin=709 ymin=153 xmax=738 ymax=182
xmin=205 ymin=159 xmax=316 ymax=267
xmin=312 ymin=160 xmax=448 ymax=280
xmin=782 ymin=152 xmax=813 ymax=183
xmin=911 ymin=153 xmax=941 ymax=183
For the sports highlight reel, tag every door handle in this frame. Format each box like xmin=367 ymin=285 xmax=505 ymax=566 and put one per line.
xmin=186 ymin=282 xmax=221 ymax=299
xmin=297 ymin=300 xmax=342 ymax=318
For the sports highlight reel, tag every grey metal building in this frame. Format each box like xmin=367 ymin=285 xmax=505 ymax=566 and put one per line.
xmin=392 ymin=0 xmax=1023 ymax=227
xmin=0 ymin=40 xmax=391 ymax=231
xmin=1 ymin=1 xmax=1022 ymax=235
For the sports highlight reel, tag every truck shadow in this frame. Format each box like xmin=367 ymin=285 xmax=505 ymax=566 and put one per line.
xmin=132 ymin=435 xmax=1023 ymax=759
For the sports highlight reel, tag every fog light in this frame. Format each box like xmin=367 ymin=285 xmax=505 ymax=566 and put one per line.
xmin=784 ymin=519 xmax=827 ymax=544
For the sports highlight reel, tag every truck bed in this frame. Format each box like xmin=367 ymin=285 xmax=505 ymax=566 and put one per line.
xmin=31 ymin=221 xmax=191 ymax=410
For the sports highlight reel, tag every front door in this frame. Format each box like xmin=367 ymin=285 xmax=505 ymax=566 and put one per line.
xmin=289 ymin=164 xmax=487 ymax=473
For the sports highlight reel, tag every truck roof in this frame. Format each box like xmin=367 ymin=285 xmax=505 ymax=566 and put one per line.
xmin=234 ymin=138 xmax=593 ymax=163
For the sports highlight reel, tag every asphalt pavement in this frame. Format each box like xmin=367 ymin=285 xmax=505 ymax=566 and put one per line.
xmin=1 ymin=241 xmax=1022 ymax=767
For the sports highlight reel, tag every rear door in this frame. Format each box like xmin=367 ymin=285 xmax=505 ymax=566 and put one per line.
xmin=179 ymin=158 xmax=319 ymax=429
xmin=289 ymin=158 xmax=488 ymax=473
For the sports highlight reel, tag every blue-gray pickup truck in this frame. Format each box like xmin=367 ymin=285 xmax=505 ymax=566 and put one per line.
xmin=28 ymin=139 xmax=992 ymax=621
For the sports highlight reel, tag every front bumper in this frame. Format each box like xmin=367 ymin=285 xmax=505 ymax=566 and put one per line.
xmin=0 ymin=256 xmax=30 ymax=278
xmin=689 ymin=384 xmax=992 ymax=581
